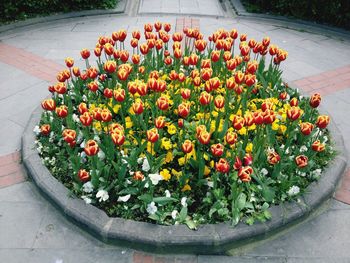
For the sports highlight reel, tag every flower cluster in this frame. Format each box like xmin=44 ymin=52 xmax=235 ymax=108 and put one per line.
xmin=36 ymin=22 xmax=334 ymax=227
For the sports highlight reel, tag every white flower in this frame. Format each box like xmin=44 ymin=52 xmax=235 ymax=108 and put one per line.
xmin=72 ymin=113 xmax=80 ymax=123
xmin=33 ymin=125 xmax=41 ymax=135
xmin=96 ymin=189 xmax=109 ymax=202
xmin=117 ymin=194 xmax=131 ymax=202
xmin=171 ymin=210 xmax=178 ymax=220
xmin=260 ymin=168 xmax=268 ymax=176
xmin=146 ymin=202 xmax=157 ymax=215
xmin=80 ymin=140 xmax=86 ymax=148
xmin=81 ymin=195 xmax=92 ymax=204
xmin=93 ymin=135 xmax=101 ymax=143
xmin=181 ymin=197 xmax=187 ymax=207
xmin=207 ymin=180 xmax=214 ymax=188
xmin=165 ymin=190 xmax=171 ymax=198
xmin=142 ymin=158 xmax=150 ymax=172
xmin=313 ymin=168 xmax=322 ymax=177
xmin=323 ymin=136 xmax=328 ymax=143
xmin=98 ymin=150 xmax=105 ymax=160
xmin=287 ymin=185 xmax=300 ymax=196
xmin=148 ymin=173 xmax=163 ymax=185
xmin=144 ymin=182 xmax=149 ymax=188
xmin=82 ymin=181 xmax=94 ymax=193
xmin=82 ymin=95 xmax=87 ymax=101
xmin=300 ymin=145 xmax=308 ymax=152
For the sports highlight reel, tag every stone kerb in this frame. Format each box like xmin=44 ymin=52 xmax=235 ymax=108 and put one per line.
xmin=22 ymin=104 xmax=347 ymax=254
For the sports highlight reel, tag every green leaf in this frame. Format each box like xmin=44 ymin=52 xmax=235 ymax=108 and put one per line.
xmin=179 ymin=206 xmax=188 ymax=221
xmin=153 ymin=196 xmax=178 ymax=205
xmin=262 ymin=185 xmax=275 ymax=202
xmin=236 ymin=193 xmax=247 ymax=210
xmin=138 ymin=194 xmax=152 ymax=204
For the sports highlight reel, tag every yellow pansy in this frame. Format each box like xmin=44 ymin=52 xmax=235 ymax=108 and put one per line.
xmin=279 ymin=125 xmax=287 ymax=134
xmin=125 ymin=116 xmax=133 ymax=129
xmin=165 ymin=151 xmax=173 ymax=163
xmin=181 ymin=184 xmax=191 ymax=192
xmin=178 ymin=157 xmax=185 ymax=166
xmin=161 ymin=137 xmax=173 ymax=150
xmin=171 ymin=169 xmax=182 ymax=178
xmin=245 ymin=143 xmax=253 ymax=153
xmin=210 ymin=160 xmax=214 ymax=168
xmin=160 ymin=169 xmax=171 ymax=181
xmin=204 ymin=166 xmax=211 ymax=176
xmin=272 ymin=120 xmax=279 ymax=131
xmin=167 ymin=124 xmax=177 ymax=135
xmin=238 ymin=127 xmax=247 ymax=135
xmin=113 ymin=104 xmax=121 ymax=114
xmin=93 ymin=121 xmax=102 ymax=131
xmin=147 ymin=142 xmax=156 ymax=155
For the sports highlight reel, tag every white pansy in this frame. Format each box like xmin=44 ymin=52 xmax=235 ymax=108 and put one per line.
xmin=96 ymin=189 xmax=109 ymax=202
xmin=137 ymin=157 xmax=143 ymax=164
xmin=165 ymin=190 xmax=171 ymax=198
xmin=82 ymin=95 xmax=87 ymax=101
xmin=300 ymin=145 xmax=308 ymax=152
xmin=207 ymin=180 xmax=214 ymax=188
xmin=72 ymin=113 xmax=80 ymax=123
xmin=93 ymin=135 xmax=101 ymax=143
xmin=83 ymin=181 xmax=94 ymax=193
xmin=146 ymin=202 xmax=157 ymax=215
xmin=117 ymin=194 xmax=131 ymax=202
xmin=149 ymin=173 xmax=163 ymax=185
xmin=260 ymin=168 xmax=268 ymax=176
xmin=287 ymin=185 xmax=300 ymax=196
xmin=144 ymin=182 xmax=149 ymax=188
xmin=171 ymin=210 xmax=178 ymax=220
xmin=33 ymin=125 xmax=41 ymax=135
xmin=126 ymin=179 xmax=132 ymax=185
xmin=181 ymin=197 xmax=187 ymax=207
xmin=323 ymin=136 xmax=328 ymax=143
xmin=80 ymin=140 xmax=86 ymax=148
xmin=81 ymin=195 xmax=92 ymax=204
xmin=313 ymin=169 xmax=322 ymax=177
xmin=142 ymin=158 xmax=150 ymax=172
xmin=98 ymin=150 xmax=105 ymax=160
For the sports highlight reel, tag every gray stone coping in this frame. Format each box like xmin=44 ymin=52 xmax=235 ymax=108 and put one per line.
xmin=22 ymin=105 xmax=347 ymax=254
xmin=0 ymin=0 xmax=127 ymax=34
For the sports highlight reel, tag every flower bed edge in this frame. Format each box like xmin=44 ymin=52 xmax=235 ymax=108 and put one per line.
xmin=21 ymin=105 xmax=347 ymax=254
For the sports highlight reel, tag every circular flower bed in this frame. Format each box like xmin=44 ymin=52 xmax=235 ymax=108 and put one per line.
xmin=35 ymin=22 xmax=334 ymax=229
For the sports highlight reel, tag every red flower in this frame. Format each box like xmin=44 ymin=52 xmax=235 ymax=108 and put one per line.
xmin=157 ymin=96 xmax=169 ymax=111
xmin=315 ymin=115 xmax=330 ymax=129
xmin=226 ymin=130 xmax=238 ymax=145
xmin=295 ymin=155 xmax=308 ymax=168
xmin=215 ymin=158 xmax=230 ymax=173
xmin=287 ymin=106 xmax=302 ymax=121
xmin=80 ymin=48 xmax=90 ymax=59
xmin=55 ymin=105 xmax=68 ymax=118
xmin=41 ymin=99 xmax=56 ymax=111
xmin=62 ymin=129 xmax=76 ymax=144
xmin=312 ymin=140 xmax=325 ymax=152
xmin=267 ymin=151 xmax=280 ymax=165
xmin=300 ymin=122 xmax=314 ymax=135
xmin=182 ymin=140 xmax=193 ymax=153
xmin=232 ymin=115 xmax=245 ymax=130
xmin=40 ymin=124 xmax=51 ymax=136
xmin=178 ymin=103 xmax=190 ymax=118
xmin=243 ymin=153 xmax=253 ymax=166
xmin=199 ymin=91 xmax=212 ymax=105
xmin=238 ymin=166 xmax=253 ymax=182
xmin=155 ymin=116 xmax=166 ymax=129
xmin=211 ymin=143 xmax=224 ymax=157
xmin=147 ymin=128 xmax=159 ymax=143
xmin=132 ymin=99 xmax=144 ymax=115
xmin=310 ymin=93 xmax=321 ymax=108
xmin=80 ymin=112 xmax=93 ymax=126
xmin=233 ymin=156 xmax=242 ymax=170
xmin=78 ymin=169 xmax=90 ymax=182
xmin=111 ymin=131 xmax=125 ymax=146
xmin=214 ymin=95 xmax=225 ymax=109
xmin=198 ymin=130 xmax=211 ymax=145
xmin=84 ymin=140 xmax=99 ymax=156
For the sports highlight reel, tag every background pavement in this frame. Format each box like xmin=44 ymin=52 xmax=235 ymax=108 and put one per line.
xmin=0 ymin=0 xmax=349 ymax=262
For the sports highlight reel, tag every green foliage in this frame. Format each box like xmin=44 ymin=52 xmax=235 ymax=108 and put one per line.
xmin=0 ymin=0 xmax=118 ymax=24
xmin=242 ymin=0 xmax=350 ymax=30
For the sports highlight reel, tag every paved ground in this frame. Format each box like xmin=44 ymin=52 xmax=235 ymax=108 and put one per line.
xmin=0 ymin=0 xmax=350 ymax=262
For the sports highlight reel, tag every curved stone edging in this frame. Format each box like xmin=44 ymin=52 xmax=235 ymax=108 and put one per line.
xmin=21 ymin=105 xmax=347 ymax=254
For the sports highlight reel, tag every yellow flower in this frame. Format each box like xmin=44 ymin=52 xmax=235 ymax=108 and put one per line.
xmin=93 ymin=121 xmax=102 ymax=131
xmin=113 ymin=104 xmax=121 ymax=114
xmin=248 ymin=124 xmax=257 ymax=131
xmin=238 ymin=127 xmax=247 ymax=135
xmin=165 ymin=151 xmax=173 ymax=163
xmin=167 ymin=124 xmax=177 ymax=135
xmin=178 ymin=157 xmax=185 ymax=166
xmin=181 ymin=184 xmax=191 ymax=192
xmin=125 ymin=116 xmax=133 ymax=129
xmin=210 ymin=120 xmax=216 ymax=133
xmin=245 ymin=143 xmax=253 ymax=153
xmin=211 ymin=111 xmax=219 ymax=118
xmin=279 ymin=125 xmax=287 ymax=134
xmin=210 ymin=160 xmax=214 ymax=168
xmin=204 ymin=166 xmax=210 ymax=176
xmin=161 ymin=137 xmax=173 ymax=150
xmin=272 ymin=120 xmax=279 ymax=131
xmin=147 ymin=142 xmax=156 ymax=155
xmin=203 ymin=153 xmax=209 ymax=161
xmin=160 ymin=169 xmax=171 ymax=181
xmin=171 ymin=169 xmax=182 ymax=178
